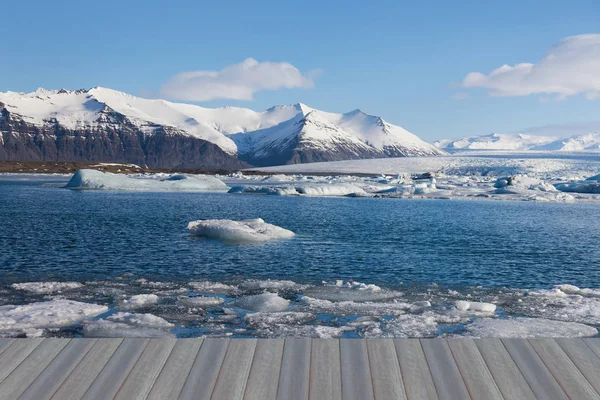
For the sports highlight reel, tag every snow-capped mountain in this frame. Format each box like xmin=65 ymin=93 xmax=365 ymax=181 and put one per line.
xmin=0 ymin=87 xmax=444 ymax=169
xmin=435 ymin=132 xmax=600 ymax=153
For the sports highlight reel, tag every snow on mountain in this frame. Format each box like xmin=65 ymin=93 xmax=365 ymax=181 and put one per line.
xmin=435 ymin=132 xmax=600 ymax=153
xmin=0 ymin=87 xmax=444 ymax=168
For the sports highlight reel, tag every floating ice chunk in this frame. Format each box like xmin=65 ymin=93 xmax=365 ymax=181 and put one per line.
xmin=0 ymin=300 xmax=108 ymax=332
xmin=527 ymin=288 xmax=570 ymax=298
xmin=107 ymin=312 xmax=174 ymax=328
xmin=244 ymin=311 xmax=316 ymax=327
xmin=555 ymin=181 xmax=600 ymax=194
xmin=301 ymin=296 xmax=410 ymax=316
xmin=364 ymin=311 xmax=462 ymax=338
xmin=119 ymin=294 xmax=159 ymax=310
xmin=228 ymin=185 xmax=300 ymax=195
xmin=240 ymin=279 xmax=303 ymax=290
xmin=189 ymin=281 xmax=236 ymax=293
xmin=465 ymin=318 xmax=598 ymax=338
xmin=179 ymin=296 xmax=225 ymax=307
xmin=295 ymin=183 xmax=366 ymax=197
xmin=187 ymin=218 xmax=295 ymax=243
xmin=66 ymin=169 xmax=229 ymax=191
xmin=580 ymin=288 xmax=600 ymax=297
xmin=83 ymin=319 xmax=175 ymax=338
xmin=455 ymin=300 xmax=496 ymax=313
xmin=304 ymin=282 xmax=401 ymax=302
xmin=232 ymin=293 xmax=290 ymax=312
xmin=554 ymin=284 xmax=581 ymax=294
xmin=409 ymin=301 xmax=432 ymax=313
xmin=586 ymin=173 xmax=600 ymax=181
xmin=11 ymin=281 xmax=84 ymax=294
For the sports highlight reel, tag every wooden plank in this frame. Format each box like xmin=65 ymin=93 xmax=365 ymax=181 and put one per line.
xmin=0 ymin=338 xmax=43 ymax=383
xmin=211 ymin=339 xmax=257 ymax=400
xmin=50 ymin=338 xmax=123 ymax=400
xmin=309 ymin=339 xmax=341 ymax=400
xmin=82 ymin=338 xmax=149 ymax=400
xmin=474 ymin=338 xmax=536 ymax=400
xmin=420 ymin=339 xmax=470 ymax=400
xmin=276 ymin=338 xmax=311 ymax=400
xmin=366 ymin=339 xmax=406 ymax=400
xmin=394 ymin=339 xmax=438 ymax=400
xmin=178 ymin=338 xmax=230 ymax=400
xmin=19 ymin=339 xmax=97 ymax=400
xmin=557 ymin=338 xmax=600 ymax=394
xmin=244 ymin=339 xmax=284 ymax=400
xmin=502 ymin=339 xmax=568 ymax=400
xmin=0 ymin=339 xmax=14 ymax=357
xmin=340 ymin=339 xmax=374 ymax=400
xmin=447 ymin=339 xmax=502 ymax=400
xmin=146 ymin=339 xmax=203 ymax=400
xmin=114 ymin=338 xmax=177 ymax=400
xmin=529 ymin=339 xmax=599 ymax=399
xmin=0 ymin=339 xmax=69 ymax=400
xmin=585 ymin=338 xmax=600 ymax=358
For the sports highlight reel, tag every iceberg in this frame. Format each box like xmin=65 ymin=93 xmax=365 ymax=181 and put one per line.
xmin=65 ymin=169 xmax=229 ymax=191
xmin=187 ymin=218 xmax=295 ymax=243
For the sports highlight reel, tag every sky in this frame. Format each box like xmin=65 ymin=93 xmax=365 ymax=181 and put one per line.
xmin=1 ymin=0 xmax=599 ymax=141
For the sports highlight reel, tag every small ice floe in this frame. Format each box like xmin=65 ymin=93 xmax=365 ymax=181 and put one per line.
xmin=304 ymin=281 xmax=401 ymax=302
xmin=189 ymin=281 xmax=236 ymax=293
xmin=118 ymin=294 xmax=159 ymax=310
xmin=83 ymin=312 xmax=175 ymax=338
xmin=240 ymin=279 xmax=304 ymax=291
xmin=555 ymin=181 xmax=600 ymax=194
xmin=231 ymin=293 xmax=289 ymax=312
xmin=178 ymin=296 xmax=225 ymax=307
xmin=455 ymin=300 xmax=497 ymax=313
xmin=11 ymin=281 xmax=84 ymax=294
xmin=465 ymin=318 xmax=598 ymax=338
xmin=0 ymin=299 xmax=108 ymax=336
xmin=229 ymin=183 xmax=366 ymax=197
xmin=187 ymin=218 xmax=295 ymax=243
xmin=65 ymin=169 xmax=229 ymax=191
xmin=300 ymin=296 xmax=411 ymax=316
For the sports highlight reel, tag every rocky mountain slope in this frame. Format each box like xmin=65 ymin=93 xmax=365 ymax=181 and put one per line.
xmin=0 ymin=87 xmax=445 ymax=169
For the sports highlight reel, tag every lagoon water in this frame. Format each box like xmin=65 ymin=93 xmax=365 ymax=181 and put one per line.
xmin=1 ymin=176 xmax=600 ymax=338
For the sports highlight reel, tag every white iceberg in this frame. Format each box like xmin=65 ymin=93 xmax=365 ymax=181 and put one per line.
xmin=0 ymin=300 xmax=108 ymax=333
xmin=231 ymin=293 xmax=290 ymax=312
xmin=11 ymin=281 xmax=84 ymax=294
xmin=465 ymin=318 xmax=598 ymax=338
xmin=555 ymin=181 xmax=600 ymax=194
xmin=187 ymin=218 xmax=295 ymax=243
xmin=65 ymin=169 xmax=229 ymax=191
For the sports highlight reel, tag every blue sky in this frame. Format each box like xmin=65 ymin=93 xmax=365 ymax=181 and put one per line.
xmin=1 ymin=0 xmax=599 ymax=141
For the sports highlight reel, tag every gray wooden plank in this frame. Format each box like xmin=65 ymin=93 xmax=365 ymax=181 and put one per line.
xmin=19 ymin=339 xmax=97 ymax=400
xmin=146 ymin=339 xmax=203 ymax=400
xmin=0 ymin=339 xmax=69 ymax=400
xmin=0 ymin=339 xmax=44 ymax=383
xmin=557 ymin=338 xmax=600 ymax=394
xmin=309 ymin=339 xmax=341 ymax=400
xmin=243 ymin=339 xmax=284 ymax=400
xmin=0 ymin=339 xmax=14 ymax=357
xmin=276 ymin=338 xmax=311 ymax=400
xmin=82 ymin=338 xmax=149 ymax=400
xmin=529 ymin=338 xmax=599 ymax=399
xmin=420 ymin=339 xmax=470 ymax=400
xmin=474 ymin=338 xmax=536 ymax=400
xmin=366 ymin=339 xmax=406 ymax=400
xmin=211 ymin=339 xmax=257 ymax=400
xmin=114 ymin=338 xmax=177 ymax=400
xmin=178 ymin=338 xmax=230 ymax=400
xmin=50 ymin=338 xmax=123 ymax=400
xmin=447 ymin=339 xmax=502 ymax=400
xmin=502 ymin=338 xmax=568 ymax=400
xmin=394 ymin=339 xmax=438 ymax=400
xmin=585 ymin=338 xmax=600 ymax=358
xmin=340 ymin=339 xmax=374 ymax=400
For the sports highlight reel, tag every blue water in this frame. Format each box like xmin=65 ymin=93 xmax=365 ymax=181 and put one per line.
xmin=2 ymin=178 xmax=600 ymax=289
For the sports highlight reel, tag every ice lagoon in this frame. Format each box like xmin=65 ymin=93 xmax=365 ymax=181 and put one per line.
xmin=1 ymin=168 xmax=600 ymax=339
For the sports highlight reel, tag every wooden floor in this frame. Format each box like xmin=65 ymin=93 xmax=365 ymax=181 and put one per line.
xmin=0 ymin=338 xmax=599 ymax=400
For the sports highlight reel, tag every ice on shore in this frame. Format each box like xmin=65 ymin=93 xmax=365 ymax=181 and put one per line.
xmin=187 ymin=218 xmax=295 ymax=243
xmin=0 ymin=300 xmax=108 ymax=334
xmin=232 ymin=293 xmax=290 ymax=312
xmin=465 ymin=318 xmax=598 ymax=338
xmin=11 ymin=281 xmax=84 ymax=294
xmin=65 ymin=169 xmax=229 ymax=191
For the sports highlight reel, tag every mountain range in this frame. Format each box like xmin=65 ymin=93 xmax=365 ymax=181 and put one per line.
xmin=435 ymin=132 xmax=600 ymax=153
xmin=0 ymin=87 xmax=445 ymax=169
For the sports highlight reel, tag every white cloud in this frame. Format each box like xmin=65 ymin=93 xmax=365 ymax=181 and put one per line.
xmin=461 ymin=34 xmax=600 ymax=99
xmin=160 ymin=58 xmax=317 ymax=101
